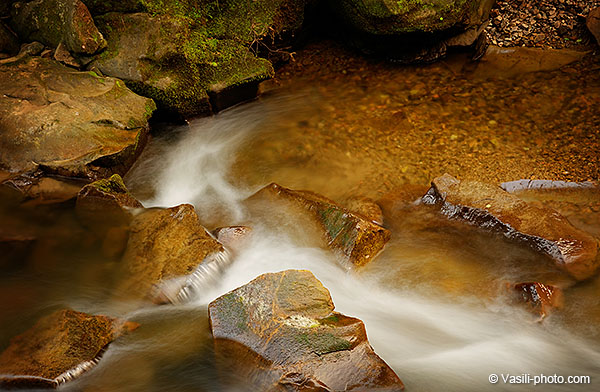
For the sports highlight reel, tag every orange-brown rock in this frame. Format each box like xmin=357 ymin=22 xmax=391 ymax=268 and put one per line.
xmin=514 ymin=282 xmax=563 ymax=319
xmin=377 ymin=184 xmax=429 ymax=228
xmin=76 ymin=174 xmax=142 ymax=226
xmin=0 ymin=309 xmax=138 ymax=389
xmin=115 ymin=204 xmax=224 ymax=302
xmin=248 ymin=184 xmax=391 ymax=267
xmin=208 ymin=270 xmax=404 ymax=391
xmin=344 ymin=196 xmax=384 ymax=225
xmin=424 ymin=174 xmax=600 ymax=281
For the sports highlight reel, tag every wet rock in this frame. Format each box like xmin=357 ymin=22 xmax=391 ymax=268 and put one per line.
xmin=208 ymin=270 xmax=404 ymax=391
xmin=213 ymin=226 xmax=253 ymax=254
xmin=377 ymin=185 xmax=429 ymax=222
xmin=115 ymin=204 xmax=224 ymax=302
xmin=76 ymin=174 xmax=142 ymax=226
xmin=0 ymin=56 xmax=155 ymax=179
xmin=473 ymin=45 xmax=587 ymax=78
xmin=343 ymin=196 xmax=384 ymax=225
xmin=424 ymin=174 xmax=600 ymax=281
xmin=588 ymin=8 xmax=600 ymax=45
xmin=500 ymin=179 xmax=597 ymax=193
xmin=10 ymin=0 xmax=106 ymax=55
xmin=0 ymin=309 xmax=138 ymax=389
xmin=249 ymin=183 xmax=391 ymax=267
xmin=513 ymin=282 xmax=563 ymax=319
xmin=0 ymin=22 xmax=19 ymax=55
xmin=19 ymin=177 xmax=83 ymax=205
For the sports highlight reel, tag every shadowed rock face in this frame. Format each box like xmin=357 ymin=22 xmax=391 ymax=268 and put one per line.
xmin=0 ymin=309 xmax=138 ymax=389
xmin=249 ymin=184 xmax=391 ymax=267
xmin=514 ymin=282 xmax=563 ymax=319
xmin=588 ymin=8 xmax=600 ymax=45
xmin=0 ymin=56 xmax=154 ymax=179
xmin=76 ymin=174 xmax=143 ymax=226
xmin=10 ymin=0 xmax=106 ymax=55
xmin=115 ymin=204 xmax=224 ymax=301
xmin=424 ymin=174 xmax=600 ymax=281
xmin=209 ymin=270 xmax=404 ymax=391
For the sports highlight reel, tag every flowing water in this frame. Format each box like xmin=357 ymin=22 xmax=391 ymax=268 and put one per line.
xmin=1 ymin=49 xmax=600 ymax=391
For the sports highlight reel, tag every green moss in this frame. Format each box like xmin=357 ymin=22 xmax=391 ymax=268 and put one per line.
xmin=92 ymin=174 xmax=129 ymax=194
xmin=219 ymin=293 xmax=249 ymax=332
xmin=295 ymin=332 xmax=352 ymax=355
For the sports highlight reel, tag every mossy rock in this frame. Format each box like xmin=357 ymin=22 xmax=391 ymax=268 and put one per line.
xmin=209 ymin=270 xmax=404 ymax=391
xmin=88 ymin=0 xmax=308 ymax=117
xmin=334 ymin=0 xmax=495 ymax=35
xmin=10 ymin=0 xmax=106 ymax=54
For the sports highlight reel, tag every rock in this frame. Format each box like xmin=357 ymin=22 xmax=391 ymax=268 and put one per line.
xmin=473 ymin=46 xmax=587 ymax=79
xmin=213 ymin=226 xmax=253 ymax=254
xmin=334 ymin=0 xmax=494 ymax=35
xmin=513 ymin=282 xmax=563 ymax=319
xmin=343 ymin=196 xmax=384 ymax=225
xmin=76 ymin=174 xmax=142 ymax=226
xmin=0 ymin=56 xmax=155 ymax=179
xmin=208 ymin=270 xmax=404 ymax=391
xmin=587 ymin=8 xmax=600 ymax=45
xmin=377 ymin=185 xmax=429 ymax=226
xmin=423 ymin=174 xmax=600 ymax=281
xmin=115 ymin=204 xmax=224 ymax=302
xmin=0 ymin=22 xmax=19 ymax=55
xmin=89 ymin=0 xmax=309 ymax=117
xmin=17 ymin=177 xmax=83 ymax=205
xmin=248 ymin=183 xmax=391 ymax=267
xmin=0 ymin=309 xmax=138 ymax=389
xmin=53 ymin=42 xmax=80 ymax=68
xmin=10 ymin=0 xmax=106 ymax=55
xmin=331 ymin=0 xmax=494 ymax=61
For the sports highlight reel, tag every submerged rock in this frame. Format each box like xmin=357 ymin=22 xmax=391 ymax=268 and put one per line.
xmin=423 ymin=174 xmax=600 ymax=281
xmin=377 ymin=185 xmax=429 ymax=226
xmin=0 ymin=309 xmax=138 ymax=389
xmin=115 ymin=204 xmax=224 ymax=302
xmin=0 ymin=56 xmax=154 ymax=179
xmin=249 ymin=183 xmax=391 ymax=267
xmin=513 ymin=282 xmax=563 ymax=320
xmin=10 ymin=0 xmax=106 ymax=55
xmin=76 ymin=174 xmax=142 ymax=226
xmin=588 ymin=8 xmax=600 ymax=45
xmin=208 ymin=270 xmax=404 ymax=391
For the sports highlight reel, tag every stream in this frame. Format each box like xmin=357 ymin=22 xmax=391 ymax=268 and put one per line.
xmin=1 ymin=49 xmax=599 ymax=391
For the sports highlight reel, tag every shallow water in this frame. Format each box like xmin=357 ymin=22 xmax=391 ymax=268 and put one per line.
xmin=1 ymin=50 xmax=600 ymax=391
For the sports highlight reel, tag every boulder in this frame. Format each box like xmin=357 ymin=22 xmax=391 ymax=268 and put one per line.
xmin=343 ymin=196 xmax=384 ymax=225
xmin=0 ymin=22 xmax=19 ymax=55
xmin=513 ymin=282 xmax=563 ymax=320
xmin=423 ymin=174 xmax=600 ymax=281
xmin=10 ymin=0 xmax=106 ymax=55
xmin=334 ymin=0 xmax=494 ymax=35
xmin=331 ymin=0 xmax=494 ymax=61
xmin=0 ymin=56 xmax=155 ymax=179
xmin=89 ymin=0 xmax=309 ymax=117
xmin=76 ymin=174 xmax=142 ymax=226
xmin=16 ymin=177 xmax=83 ymax=205
xmin=115 ymin=204 xmax=224 ymax=302
xmin=587 ymin=8 xmax=600 ymax=45
xmin=248 ymin=183 xmax=391 ymax=267
xmin=0 ymin=309 xmax=138 ymax=389
xmin=208 ymin=270 xmax=404 ymax=391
